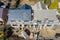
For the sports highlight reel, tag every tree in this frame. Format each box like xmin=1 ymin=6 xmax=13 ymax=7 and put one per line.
xmin=39 ymin=0 xmax=44 ymax=3
xmin=44 ymin=0 xmax=51 ymax=5
xmin=15 ymin=0 xmax=20 ymax=8
xmin=49 ymin=0 xmax=58 ymax=9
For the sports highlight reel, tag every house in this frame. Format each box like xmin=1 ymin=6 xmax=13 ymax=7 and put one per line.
xmin=0 ymin=8 xmax=8 ymax=24
xmin=34 ymin=10 xmax=58 ymax=21
xmin=33 ymin=10 xmax=59 ymax=29
xmin=7 ymin=4 xmax=33 ymax=28
xmin=8 ymin=9 xmax=32 ymax=21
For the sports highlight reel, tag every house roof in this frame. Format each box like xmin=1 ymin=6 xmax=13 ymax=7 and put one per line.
xmin=0 ymin=8 xmax=3 ymax=18
xmin=34 ymin=10 xmax=58 ymax=21
xmin=20 ymin=4 xmax=32 ymax=9
xmin=20 ymin=4 xmax=33 ymax=13
xmin=8 ymin=9 xmax=32 ymax=21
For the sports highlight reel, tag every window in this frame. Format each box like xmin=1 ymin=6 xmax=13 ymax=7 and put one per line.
xmin=47 ymin=24 xmax=52 ymax=26
xmin=46 ymin=20 xmax=53 ymax=27
xmin=13 ymin=24 xmax=17 ymax=26
xmin=31 ymin=24 xmax=33 ymax=26
xmin=37 ymin=20 xmax=42 ymax=24
xmin=20 ymin=24 xmax=22 ymax=27
xmin=24 ymin=24 xmax=27 ymax=27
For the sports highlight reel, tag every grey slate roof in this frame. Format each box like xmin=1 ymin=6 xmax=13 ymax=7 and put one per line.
xmin=34 ymin=10 xmax=58 ymax=21
xmin=8 ymin=9 xmax=32 ymax=21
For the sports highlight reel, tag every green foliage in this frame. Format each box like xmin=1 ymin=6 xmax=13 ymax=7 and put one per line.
xmin=49 ymin=0 xmax=58 ymax=9
xmin=39 ymin=0 xmax=44 ymax=2
xmin=39 ymin=0 xmax=44 ymax=3
xmin=58 ymin=8 xmax=60 ymax=13
xmin=15 ymin=0 xmax=21 ymax=8
xmin=44 ymin=0 xmax=51 ymax=4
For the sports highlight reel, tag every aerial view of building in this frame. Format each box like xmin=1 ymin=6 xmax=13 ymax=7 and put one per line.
xmin=0 ymin=0 xmax=60 ymax=40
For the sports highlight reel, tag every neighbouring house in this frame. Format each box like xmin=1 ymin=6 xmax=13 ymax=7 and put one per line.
xmin=0 ymin=8 xmax=8 ymax=37
xmin=34 ymin=10 xmax=59 ymax=21
xmin=33 ymin=9 xmax=59 ymax=29
xmin=0 ymin=8 xmax=8 ymax=24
